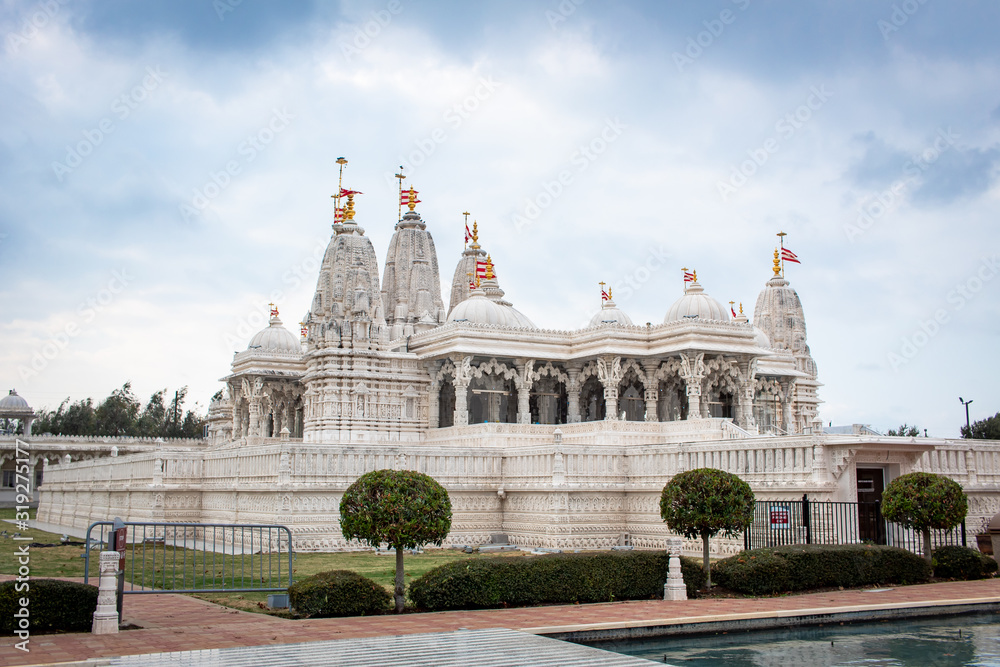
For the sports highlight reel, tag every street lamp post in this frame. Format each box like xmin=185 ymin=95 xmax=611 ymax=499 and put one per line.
xmin=959 ymin=397 xmax=973 ymax=436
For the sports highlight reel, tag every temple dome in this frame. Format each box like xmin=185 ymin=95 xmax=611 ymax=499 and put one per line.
xmin=248 ymin=315 xmax=301 ymax=353
xmin=752 ymin=326 xmax=771 ymax=349
xmin=664 ymin=281 xmax=731 ymax=323
xmin=588 ymin=298 xmax=633 ymax=327
xmin=448 ymin=289 xmax=536 ymax=328
xmin=0 ymin=389 xmax=31 ymax=411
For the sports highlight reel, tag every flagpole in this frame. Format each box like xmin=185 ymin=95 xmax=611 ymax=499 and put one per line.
xmin=335 ymin=157 xmax=347 ymax=214
xmin=777 ymin=231 xmax=787 ymax=278
xmin=395 ymin=167 xmax=406 ymax=222
xmin=462 ymin=211 xmax=470 ymax=248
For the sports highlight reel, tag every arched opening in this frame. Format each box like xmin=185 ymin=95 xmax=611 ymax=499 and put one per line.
xmin=468 ymin=374 xmax=517 ymax=424
xmin=529 ymin=376 xmax=567 ymax=424
xmin=618 ymin=371 xmax=645 ymax=421
xmin=657 ymin=379 xmax=687 ymax=421
xmin=710 ymin=391 xmax=735 ymax=419
xmin=438 ymin=381 xmax=455 ymax=427
xmin=579 ymin=376 xmax=606 ymax=422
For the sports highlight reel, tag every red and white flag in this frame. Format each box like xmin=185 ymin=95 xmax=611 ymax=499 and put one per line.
xmin=476 ymin=259 xmax=487 ymax=278
xmin=683 ymin=271 xmax=695 ymax=283
xmin=464 ymin=222 xmax=472 ymax=244
xmin=601 ymin=288 xmax=610 ymax=301
xmin=334 ymin=207 xmax=344 ymax=223
xmin=781 ymin=248 xmax=801 ymax=264
xmin=400 ymin=189 xmax=420 ymax=207
xmin=340 ymin=188 xmax=362 ymax=197
xmin=731 ymin=305 xmax=737 ymax=317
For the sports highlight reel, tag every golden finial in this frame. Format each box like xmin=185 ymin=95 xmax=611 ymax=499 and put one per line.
xmin=470 ymin=220 xmax=480 ymax=249
xmin=608 ymin=287 xmax=612 ymax=299
xmin=485 ymin=254 xmax=495 ymax=280
xmin=739 ymin=302 xmax=744 ymax=315
xmin=773 ymin=248 xmax=781 ymax=276
xmin=692 ymin=269 xmax=697 ymax=282
xmin=407 ymin=186 xmax=418 ymax=212
xmin=345 ymin=192 xmax=356 ymax=221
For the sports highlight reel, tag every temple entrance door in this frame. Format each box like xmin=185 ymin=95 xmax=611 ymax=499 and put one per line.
xmin=857 ymin=468 xmax=886 ymax=544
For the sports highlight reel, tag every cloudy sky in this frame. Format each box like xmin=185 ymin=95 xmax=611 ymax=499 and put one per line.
xmin=1 ymin=0 xmax=998 ymax=437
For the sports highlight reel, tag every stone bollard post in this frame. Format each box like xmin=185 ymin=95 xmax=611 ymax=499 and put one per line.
xmin=92 ymin=551 xmax=121 ymax=634
xmin=663 ymin=538 xmax=687 ymax=601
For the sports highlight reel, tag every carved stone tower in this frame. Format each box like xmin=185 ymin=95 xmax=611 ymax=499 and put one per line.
xmin=381 ymin=192 xmax=447 ymax=340
xmin=449 ymin=221 xmax=488 ymax=312
xmin=301 ymin=193 xmax=429 ymax=444
xmin=753 ymin=249 xmax=822 ymax=433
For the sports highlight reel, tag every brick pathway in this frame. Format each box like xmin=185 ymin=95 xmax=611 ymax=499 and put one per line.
xmin=3 ymin=578 xmax=999 ymax=666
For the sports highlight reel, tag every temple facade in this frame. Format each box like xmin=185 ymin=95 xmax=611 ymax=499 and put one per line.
xmin=35 ymin=185 xmax=1000 ymax=554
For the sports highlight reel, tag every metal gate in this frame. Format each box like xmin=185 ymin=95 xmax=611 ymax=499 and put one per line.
xmin=84 ymin=521 xmax=293 ymax=594
xmin=744 ymin=495 xmax=966 ymax=553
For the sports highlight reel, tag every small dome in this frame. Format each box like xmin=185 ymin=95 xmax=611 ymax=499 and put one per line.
xmin=0 ymin=389 xmax=30 ymax=411
xmin=589 ymin=298 xmax=633 ymax=327
xmin=752 ymin=326 xmax=771 ymax=349
xmin=448 ymin=289 xmax=537 ymax=329
xmin=665 ymin=281 xmax=731 ymax=323
xmin=247 ymin=315 xmax=301 ymax=354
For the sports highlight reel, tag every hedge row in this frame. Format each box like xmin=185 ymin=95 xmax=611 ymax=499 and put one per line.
xmin=288 ymin=570 xmax=391 ymax=617
xmin=408 ymin=551 xmax=705 ymax=611
xmin=712 ymin=544 xmax=933 ymax=595
xmin=933 ymin=546 xmax=998 ymax=580
xmin=0 ymin=579 xmax=99 ymax=634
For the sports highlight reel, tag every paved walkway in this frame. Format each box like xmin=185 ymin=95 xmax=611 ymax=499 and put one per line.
xmin=3 ymin=578 xmax=1000 ymax=666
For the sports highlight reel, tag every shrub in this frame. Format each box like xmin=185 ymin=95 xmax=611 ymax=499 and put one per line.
xmin=660 ymin=468 xmax=755 ymax=587
xmin=340 ymin=469 xmax=452 ymax=612
xmin=408 ymin=551 xmax=705 ymax=611
xmin=713 ymin=544 xmax=932 ymax=595
xmin=933 ymin=545 xmax=998 ymax=580
xmin=288 ymin=570 xmax=391 ymax=617
xmin=0 ymin=579 xmax=99 ymax=633
xmin=882 ymin=472 xmax=968 ymax=563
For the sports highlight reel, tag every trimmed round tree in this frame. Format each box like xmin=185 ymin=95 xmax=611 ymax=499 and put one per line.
xmin=660 ymin=468 xmax=755 ymax=588
xmin=339 ymin=469 xmax=452 ymax=613
xmin=881 ymin=472 xmax=967 ymax=563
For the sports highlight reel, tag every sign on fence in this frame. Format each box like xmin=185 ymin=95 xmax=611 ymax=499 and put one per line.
xmin=769 ymin=506 xmax=791 ymax=528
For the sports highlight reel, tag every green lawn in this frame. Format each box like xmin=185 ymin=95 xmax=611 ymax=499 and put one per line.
xmin=0 ymin=508 xmax=499 ymax=615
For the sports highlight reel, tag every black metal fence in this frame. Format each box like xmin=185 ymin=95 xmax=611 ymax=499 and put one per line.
xmin=744 ymin=495 xmax=967 ymax=555
xmin=84 ymin=521 xmax=293 ymax=594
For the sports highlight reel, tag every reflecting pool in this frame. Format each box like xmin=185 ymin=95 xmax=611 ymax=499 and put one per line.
xmin=583 ymin=612 xmax=1000 ymax=666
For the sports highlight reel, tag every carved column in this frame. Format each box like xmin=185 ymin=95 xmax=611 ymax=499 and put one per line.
xmin=780 ymin=379 xmax=795 ymax=433
xmin=680 ymin=353 xmax=705 ymax=420
xmin=737 ymin=359 xmax=757 ymax=432
xmin=641 ymin=359 xmax=660 ymax=422
xmin=597 ymin=356 xmax=622 ymax=421
xmin=566 ymin=365 xmax=581 ymax=424
xmin=453 ymin=356 xmax=472 ymax=427
xmin=91 ymin=551 xmax=121 ymax=634
xmin=428 ymin=378 xmax=440 ymax=429
xmin=515 ymin=359 xmax=534 ymax=425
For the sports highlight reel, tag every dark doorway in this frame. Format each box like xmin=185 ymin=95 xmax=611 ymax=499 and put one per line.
xmin=857 ymin=468 xmax=886 ymax=544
